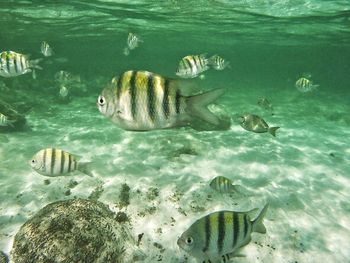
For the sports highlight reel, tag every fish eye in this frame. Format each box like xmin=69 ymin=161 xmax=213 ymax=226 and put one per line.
xmin=31 ymin=159 xmax=36 ymax=164
xmin=97 ymin=95 xmax=106 ymax=106
xmin=185 ymin=237 xmax=193 ymax=245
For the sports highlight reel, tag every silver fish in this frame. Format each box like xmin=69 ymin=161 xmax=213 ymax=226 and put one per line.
xmin=0 ymin=113 xmax=15 ymax=127
xmin=176 ymin=54 xmax=209 ymax=78
xmin=59 ymin=85 xmax=69 ymax=98
xmin=123 ymin=33 xmax=142 ymax=56
xmin=209 ymin=176 xmax=240 ymax=194
xmin=41 ymin=41 xmax=54 ymax=57
xmin=238 ymin=113 xmax=279 ymax=137
xmin=295 ymin=77 xmax=319 ymax=93
xmin=54 ymin=70 xmax=80 ymax=85
xmin=209 ymin=55 xmax=229 ymax=70
xmin=0 ymin=51 xmax=42 ymax=78
xmin=30 ymin=148 xmax=91 ymax=177
xmin=177 ymin=204 xmax=269 ymax=263
xmin=97 ymin=70 xmax=225 ymax=131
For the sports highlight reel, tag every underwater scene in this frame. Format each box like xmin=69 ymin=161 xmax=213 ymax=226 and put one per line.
xmin=0 ymin=0 xmax=350 ymax=262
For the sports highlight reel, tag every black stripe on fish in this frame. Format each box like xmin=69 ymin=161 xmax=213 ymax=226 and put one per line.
xmin=116 ymin=75 xmax=122 ymax=100
xmin=217 ymin=211 xmax=226 ymax=253
xmin=60 ymin=150 xmax=65 ymax=174
xmin=13 ymin=55 xmax=18 ymax=73
xmin=243 ymin=214 xmax=249 ymax=239
xmin=43 ymin=149 xmax=47 ymax=172
xmin=175 ymin=89 xmax=181 ymax=114
xmin=184 ymin=57 xmax=193 ymax=72
xmin=6 ymin=53 xmax=11 ymax=74
xmin=50 ymin=148 xmax=56 ymax=175
xmin=163 ymin=79 xmax=170 ymax=119
xmin=68 ymin=154 xmax=72 ymax=172
xmin=203 ymin=215 xmax=211 ymax=252
xmin=147 ymin=74 xmax=156 ymax=122
xmin=232 ymin=213 xmax=239 ymax=249
xmin=129 ymin=71 xmax=137 ymax=119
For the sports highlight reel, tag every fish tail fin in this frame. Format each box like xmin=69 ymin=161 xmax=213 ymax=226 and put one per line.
xmin=268 ymin=126 xmax=280 ymax=137
xmin=252 ymin=203 xmax=269 ymax=234
xmin=29 ymin=58 xmax=43 ymax=70
xmin=77 ymin=162 xmax=93 ymax=177
xmin=186 ymin=88 xmax=225 ymax=126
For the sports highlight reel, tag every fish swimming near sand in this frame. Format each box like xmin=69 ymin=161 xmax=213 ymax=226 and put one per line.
xmin=257 ymin=97 xmax=274 ymax=115
xmin=177 ymin=204 xmax=269 ymax=263
xmin=209 ymin=176 xmax=241 ymax=194
xmin=237 ymin=113 xmax=279 ymax=137
xmin=97 ymin=70 xmax=225 ymax=131
xmin=30 ymin=148 xmax=91 ymax=177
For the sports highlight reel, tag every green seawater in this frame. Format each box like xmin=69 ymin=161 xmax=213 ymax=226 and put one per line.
xmin=0 ymin=1 xmax=350 ymax=262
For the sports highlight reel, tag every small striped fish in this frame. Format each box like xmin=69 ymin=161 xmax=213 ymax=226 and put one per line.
xmin=176 ymin=54 xmax=209 ymax=78
xmin=30 ymin=148 xmax=91 ymax=177
xmin=0 ymin=113 xmax=15 ymax=127
xmin=295 ymin=77 xmax=319 ymax=93
xmin=208 ymin=55 xmax=229 ymax=71
xmin=239 ymin=113 xmax=279 ymax=137
xmin=123 ymin=33 xmax=142 ymax=56
xmin=0 ymin=51 xmax=42 ymax=78
xmin=209 ymin=176 xmax=240 ymax=194
xmin=257 ymin=97 xmax=274 ymax=115
xmin=177 ymin=204 xmax=269 ymax=263
xmin=97 ymin=70 xmax=224 ymax=131
xmin=41 ymin=41 xmax=54 ymax=57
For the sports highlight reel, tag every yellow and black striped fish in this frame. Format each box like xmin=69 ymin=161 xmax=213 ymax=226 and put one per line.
xmin=0 ymin=51 xmax=42 ymax=78
xmin=97 ymin=70 xmax=225 ymax=131
xmin=30 ymin=148 xmax=91 ymax=177
xmin=208 ymin=55 xmax=229 ymax=71
xmin=177 ymin=204 xmax=268 ymax=263
xmin=176 ymin=54 xmax=209 ymax=78
xmin=295 ymin=77 xmax=319 ymax=93
xmin=209 ymin=176 xmax=240 ymax=194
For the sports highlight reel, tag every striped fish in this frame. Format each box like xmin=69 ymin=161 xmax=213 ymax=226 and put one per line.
xmin=202 ymin=253 xmax=232 ymax=263
xmin=97 ymin=70 xmax=225 ymax=131
xmin=0 ymin=51 xmax=42 ymax=78
xmin=209 ymin=176 xmax=240 ymax=194
xmin=295 ymin=77 xmax=319 ymax=93
xmin=123 ymin=33 xmax=142 ymax=56
xmin=30 ymin=148 xmax=91 ymax=177
xmin=239 ymin=113 xmax=279 ymax=137
xmin=208 ymin=55 xmax=229 ymax=71
xmin=257 ymin=97 xmax=274 ymax=115
xmin=176 ymin=54 xmax=209 ymax=78
xmin=41 ymin=41 xmax=54 ymax=57
xmin=0 ymin=113 xmax=15 ymax=127
xmin=177 ymin=204 xmax=269 ymax=263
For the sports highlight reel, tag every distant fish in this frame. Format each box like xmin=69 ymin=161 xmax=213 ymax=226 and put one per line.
xmin=97 ymin=70 xmax=225 ymax=131
xmin=176 ymin=54 xmax=209 ymax=78
xmin=0 ymin=51 xmax=42 ymax=78
xmin=54 ymin=70 xmax=80 ymax=85
xmin=209 ymin=176 xmax=241 ymax=194
xmin=295 ymin=77 xmax=319 ymax=93
xmin=209 ymin=55 xmax=229 ymax=70
xmin=123 ymin=33 xmax=142 ymax=56
xmin=59 ymin=85 xmax=69 ymax=98
xmin=177 ymin=204 xmax=269 ymax=263
xmin=0 ymin=113 xmax=15 ymax=127
xmin=40 ymin=41 xmax=54 ymax=57
xmin=237 ymin=113 xmax=279 ymax=137
xmin=30 ymin=148 xmax=92 ymax=177
xmin=257 ymin=97 xmax=274 ymax=115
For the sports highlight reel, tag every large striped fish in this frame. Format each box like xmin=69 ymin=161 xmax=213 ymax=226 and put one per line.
xmin=30 ymin=148 xmax=91 ymax=177
xmin=0 ymin=51 xmax=42 ymax=78
xmin=177 ymin=204 xmax=269 ymax=263
xmin=176 ymin=54 xmax=209 ymax=78
xmin=97 ymin=70 xmax=225 ymax=131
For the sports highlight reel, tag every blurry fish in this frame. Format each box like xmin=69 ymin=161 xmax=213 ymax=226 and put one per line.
xmin=295 ymin=77 xmax=319 ymax=93
xmin=123 ymin=33 xmax=142 ymax=56
xmin=238 ymin=113 xmax=279 ymax=137
xmin=0 ymin=51 xmax=42 ymax=78
xmin=30 ymin=148 xmax=92 ymax=177
xmin=177 ymin=204 xmax=269 ymax=263
xmin=176 ymin=54 xmax=209 ymax=78
xmin=59 ymin=85 xmax=69 ymax=98
xmin=54 ymin=70 xmax=80 ymax=85
xmin=209 ymin=176 xmax=241 ymax=194
xmin=209 ymin=55 xmax=229 ymax=70
xmin=0 ymin=113 xmax=15 ymax=127
xmin=257 ymin=97 xmax=274 ymax=115
xmin=40 ymin=41 xmax=54 ymax=57
xmin=97 ymin=70 xmax=225 ymax=131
